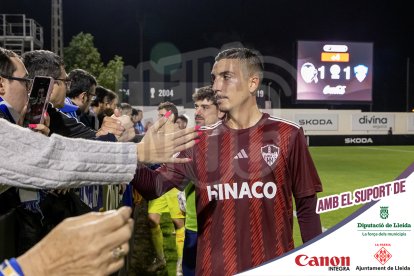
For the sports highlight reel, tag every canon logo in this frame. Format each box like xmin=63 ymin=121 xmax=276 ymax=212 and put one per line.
xmin=295 ymin=254 xmax=351 ymax=267
xmin=345 ymin=138 xmax=373 ymax=144
xmin=299 ymin=119 xmax=333 ymax=125
xmin=359 ymin=115 xmax=388 ymax=124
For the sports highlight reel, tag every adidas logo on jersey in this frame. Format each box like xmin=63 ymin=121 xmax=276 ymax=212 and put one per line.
xmin=234 ymin=149 xmax=248 ymax=159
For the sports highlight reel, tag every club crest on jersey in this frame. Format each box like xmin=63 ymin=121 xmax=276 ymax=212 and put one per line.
xmin=261 ymin=145 xmax=279 ymax=166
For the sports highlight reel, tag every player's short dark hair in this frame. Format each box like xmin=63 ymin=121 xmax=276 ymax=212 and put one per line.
xmin=215 ymin=48 xmax=264 ymax=82
xmin=67 ymin=68 xmax=97 ymax=98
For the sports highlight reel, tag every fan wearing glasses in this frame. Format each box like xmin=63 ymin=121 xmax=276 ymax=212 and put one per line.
xmin=21 ymin=50 xmax=73 ymax=113
xmin=21 ymin=50 xmax=133 ymax=141
xmin=0 ymin=49 xmax=70 ymax=125
xmin=63 ymin=68 xmax=96 ymax=118
xmin=0 ymin=49 xmax=33 ymax=124
xmin=0 ymin=49 xmax=134 ymax=256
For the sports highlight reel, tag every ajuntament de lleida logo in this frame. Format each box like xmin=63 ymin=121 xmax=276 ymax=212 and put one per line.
xmin=380 ymin=206 xmax=389 ymax=219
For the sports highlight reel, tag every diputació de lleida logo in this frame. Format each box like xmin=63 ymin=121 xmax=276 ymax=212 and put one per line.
xmin=380 ymin=206 xmax=389 ymax=219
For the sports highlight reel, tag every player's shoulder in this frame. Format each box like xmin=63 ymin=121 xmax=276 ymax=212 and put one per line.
xmin=265 ymin=113 xmax=300 ymax=129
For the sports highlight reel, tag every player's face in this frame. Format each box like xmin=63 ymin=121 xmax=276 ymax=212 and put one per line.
xmin=50 ymin=66 xmax=68 ymax=108
xmin=0 ymin=57 xmax=30 ymax=114
xmin=211 ymin=59 xmax=252 ymax=113
xmin=194 ymin=99 xmax=220 ymax=126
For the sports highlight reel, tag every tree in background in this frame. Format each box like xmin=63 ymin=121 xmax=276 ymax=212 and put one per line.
xmin=64 ymin=32 xmax=124 ymax=92
xmin=97 ymin=55 xmax=124 ymax=94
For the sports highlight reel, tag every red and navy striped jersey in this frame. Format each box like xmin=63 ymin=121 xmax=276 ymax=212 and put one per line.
xmin=133 ymin=113 xmax=322 ymax=275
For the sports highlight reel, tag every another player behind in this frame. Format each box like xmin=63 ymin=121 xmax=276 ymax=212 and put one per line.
xmin=182 ymin=85 xmax=224 ymax=276
xmin=146 ymin=101 xmax=186 ymax=276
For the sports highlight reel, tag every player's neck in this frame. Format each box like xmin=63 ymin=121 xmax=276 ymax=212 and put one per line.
xmin=225 ymin=105 xmax=262 ymax=130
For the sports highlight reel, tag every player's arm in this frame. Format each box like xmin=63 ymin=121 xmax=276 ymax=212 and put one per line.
xmin=131 ymin=116 xmax=195 ymax=200
xmin=131 ymin=152 xmax=193 ymax=200
xmin=290 ymin=127 xmax=323 ymax=243
xmin=295 ymin=195 xmax=322 ymax=243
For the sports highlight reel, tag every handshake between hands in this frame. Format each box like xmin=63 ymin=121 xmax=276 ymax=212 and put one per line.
xmin=100 ymin=110 xmax=200 ymax=164
xmin=27 ymin=109 xmax=200 ymax=165
xmin=96 ymin=114 xmax=135 ymax=142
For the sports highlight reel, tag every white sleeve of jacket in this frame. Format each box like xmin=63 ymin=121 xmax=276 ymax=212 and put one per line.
xmin=0 ymin=119 xmax=137 ymax=193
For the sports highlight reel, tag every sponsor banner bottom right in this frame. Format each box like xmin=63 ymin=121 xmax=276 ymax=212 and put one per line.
xmin=237 ymin=170 xmax=414 ymax=275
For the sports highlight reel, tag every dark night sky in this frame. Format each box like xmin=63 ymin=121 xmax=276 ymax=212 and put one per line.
xmin=1 ymin=0 xmax=412 ymax=111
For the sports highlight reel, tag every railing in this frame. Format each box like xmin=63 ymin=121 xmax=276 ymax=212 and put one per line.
xmin=0 ymin=14 xmax=44 ymax=49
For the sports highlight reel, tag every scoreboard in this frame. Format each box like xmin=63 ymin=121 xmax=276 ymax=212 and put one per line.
xmin=296 ymin=40 xmax=373 ymax=103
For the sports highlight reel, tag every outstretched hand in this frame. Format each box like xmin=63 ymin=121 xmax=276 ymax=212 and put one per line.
xmin=96 ymin=116 xmax=125 ymax=138
xmin=111 ymin=114 xmax=136 ymax=142
xmin=137 ymin=111 xmax=200 ymax=164
xmin=17 ymin=207 xmax=134 ymax=276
